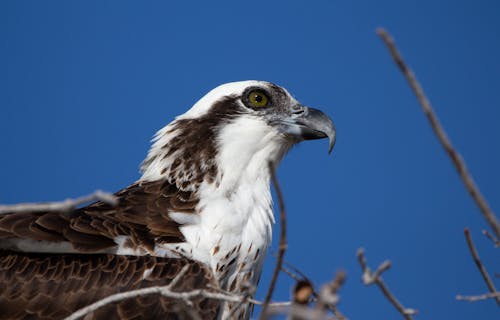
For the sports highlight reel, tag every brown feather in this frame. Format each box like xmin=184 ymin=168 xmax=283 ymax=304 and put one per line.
xmin=0 ymin=180 xmax=211 ymax=318
xmin=0 ymin=251 xmax=220 ymax=319
xmin=0 ymin=180 xmax=195 ymax=253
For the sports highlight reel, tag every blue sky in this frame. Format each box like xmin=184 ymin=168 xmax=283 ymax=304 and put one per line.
xmin=1 ymin=1 xmax=499 ymax=319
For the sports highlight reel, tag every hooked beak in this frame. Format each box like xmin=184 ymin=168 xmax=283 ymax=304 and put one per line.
xmin=279 ymin=106 xmax=336 ymax=154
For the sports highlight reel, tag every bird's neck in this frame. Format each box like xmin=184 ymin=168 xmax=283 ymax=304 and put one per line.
xmin=140 ymin=116 xmax=292 ymax=291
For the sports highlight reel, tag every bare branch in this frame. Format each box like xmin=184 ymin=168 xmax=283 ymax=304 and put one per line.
xmin=317 ymin=270 xmax=347 ymax=320
xmin=166 ymin=265 xmax=191 ymax=290
xmin=0 ymin=190 xmax=118 ymax=214
xmin=357 ymin=248 xmax=417 ymax=320
xmin=266 ymin=304 xmax=337 ymax=320
xmin=65 ymin=283 xmax=292 ymax=320
xmin=482 ymin=229 xmax=500 ymax=248
xmin=278 ymin=256 xmax=313 ymax=284
xmin=227 ymin=281 xmax=256 ymax=319
xmin=281 ymin=264 xmax=309 ymax=284
xmin=457 ymin=292 xmax=500 ymax=302
xmin=64 ymin=219 xmax=292 ymax=320
xmin=278 ymin=257 xmax=346 ymax=318
xmin=376 ymin=27 xmax=500 ymax=239
xmin=250 ymin=299 xmax=292 ymax=307
xmin=259 ymin=162 xmax=288 ymax=319
xmin=464 ymin=228 xmax=500 ymax=306
xmin=65 ymin=285 xmax=256 ymax=320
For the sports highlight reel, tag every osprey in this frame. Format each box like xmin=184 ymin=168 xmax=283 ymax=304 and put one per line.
xmin=0 ymin=81 xmax=335 ymax=319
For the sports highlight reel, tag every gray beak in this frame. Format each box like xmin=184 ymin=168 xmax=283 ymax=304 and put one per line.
xmin=279 ymin=106 xmax=336 ymax=154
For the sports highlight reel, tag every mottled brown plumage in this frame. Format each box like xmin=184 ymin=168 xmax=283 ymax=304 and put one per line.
xmin=0 ymin=180 xmax=213 ymax=319
xmin=0 ymin=180 xmax=194 ymax=252
xmin=0 ymin=251 xmax=218 ymax=319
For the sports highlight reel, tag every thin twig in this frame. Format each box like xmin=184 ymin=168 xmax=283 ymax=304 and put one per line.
xmin=278 ymin=255 xmax=313 ymax=284
xmin=377 ymin=27 xmax=500 ymax=239
xmin=266 ymin=304 xmax=337 ymax=320
xmin=464 ymin=228 xmax=500 ymax=306
xmin=0 ymin=190 xmax=118 ymax=214
xmin=65 ymin=285 xmax=290 ymax=320
xmin=166 ymin=265 xmax=190 ymax=289
xmin=278 ymin=257 xmax=344 ymax=317
xmin=482 ymin=229 xmax=500 ymax=248
xmin=259 ymin=162 xmax=288 ymax=319
xmin=66 ymin=281 xmax=290 ymax=320
xmin=227 ymin=281 xmax=256 ymax=319
xmin=317 ymin=270 xmax=347 ymax=320
xmin=281 ymin=264 xmax=308 ymax=284
xmin=457 ymin=292 xmax=500 ymax=302
xmin=357 ymin=248 xmax=417 ymax=320
xmin=64 ymin=286 xmax=241 ymax=320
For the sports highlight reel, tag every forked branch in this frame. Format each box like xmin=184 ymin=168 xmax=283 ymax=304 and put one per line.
xmin=462 ymin=228 xmax=500 ymax=307
xmin=357 ymin=248 xmax=417 ymax=320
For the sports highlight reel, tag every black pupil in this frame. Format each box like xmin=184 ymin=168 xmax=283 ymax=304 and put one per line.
xmin=254 ymin=94 xmax=263 ymax=102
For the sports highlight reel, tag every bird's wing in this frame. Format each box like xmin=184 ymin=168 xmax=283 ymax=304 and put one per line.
xmin=0 ymin=179 xmax=197 ymax=253
xmin=0 ymin=180 xmax=214 ymax=319
xmin=0 ymin=251 xmax=219 ymax=320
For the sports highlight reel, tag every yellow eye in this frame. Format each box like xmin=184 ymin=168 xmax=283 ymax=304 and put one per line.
xmin=247 ymin=90 xmax=269 ymax=108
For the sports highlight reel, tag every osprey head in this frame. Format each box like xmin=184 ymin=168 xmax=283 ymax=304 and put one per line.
xmin=182 ymin=81 xmax=336 ymax=152
xmin=140 ymin=81 xmax=335 ymax=187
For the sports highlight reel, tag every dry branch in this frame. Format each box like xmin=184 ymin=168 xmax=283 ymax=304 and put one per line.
xmin=66 ymin=283 xmax=290 ymax=320
xmin=266 ymin=304 xmax=337 ymax=320
xmin=317 ymin=271 xmax=347 ymax=320
xmin=482 ymin=229 xmax=500 ymax=247
xmin=376 ymin=27 xmax=500 ymax=239
xmin=457 ymin=292 xmax=500 ymax=302
xmin=279 ymin=257 xmax=346 ymax=319
xmin=357 ymin=248 xmax=417 ymax=320
xmin=65 ymin=261 xmax=290 ymax=320
xmin=0 ymin=190 xmax=118 ymax=214
xmin=259 ymin=162 xmax=288 ymax=319
xmin=64 ymin=286 xmax=244 ymax=320
xmin=463 ymin=228 xmax=500 ymax=306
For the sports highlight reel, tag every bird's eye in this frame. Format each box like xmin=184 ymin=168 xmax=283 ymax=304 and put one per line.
xmin=247 ymin=90 xmax=269 ymax=108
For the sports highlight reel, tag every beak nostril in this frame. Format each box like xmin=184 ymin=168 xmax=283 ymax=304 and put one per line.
xmin=291 ymin=105 xmax=305 ymax=115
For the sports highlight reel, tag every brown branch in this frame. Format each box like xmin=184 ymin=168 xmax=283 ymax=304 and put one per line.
xmin=259 ymin=162 xmax=288 ymax=319
xmin=0 ymin=190 xmax=118 ymax=214
xmin=376 ymin=27 xmax=500 ymax=239
xmin=464 ymin=228 xmax=500 ymax=306
xmin=357 ymin=248 xmax=417 ymax=320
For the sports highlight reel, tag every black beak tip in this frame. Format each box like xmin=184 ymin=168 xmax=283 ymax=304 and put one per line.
xmin=328 ymin=133 xmax=336 ymax=155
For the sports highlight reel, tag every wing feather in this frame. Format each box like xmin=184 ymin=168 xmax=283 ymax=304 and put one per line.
xmin=0 ymin=180 xmax=214 ymax=318
xmin=0 ymin=251 xmax=220 ymax=319
xmin=0 ymin=179 xmax=198 ymax=253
